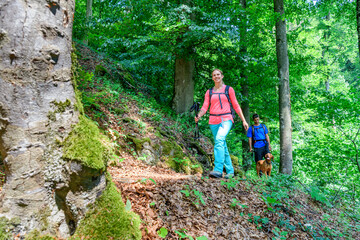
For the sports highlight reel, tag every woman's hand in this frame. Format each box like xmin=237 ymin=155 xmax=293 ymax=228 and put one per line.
xmin=195 ymin=116 xmax=200 ymax=123
xmin=243 ymin=121 xmax=249 ymax=131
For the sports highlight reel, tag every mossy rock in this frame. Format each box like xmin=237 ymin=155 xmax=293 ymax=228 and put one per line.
xmin=156 ymin=127 xmax=173 ymax=139
xmin=62 ymin=115 xmax=114 ymax=170
xmin=70 ymin=175 xmax=141 ymax=240
xmin=230 ymin=155 xmax=239 ymax=168
xmin=164 ymin=156 xmax=203 ymax=174
xmin=161 ymin=140 xmax=184 ymax=159
xmin=95 ymin=64 xmax=108 ymax=76
xmin=230 ymin=155 xmax=245 ymax=178
xmin=127 ymin=136 xmax=151 ymax=153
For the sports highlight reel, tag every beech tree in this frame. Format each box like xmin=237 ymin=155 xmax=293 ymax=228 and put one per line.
xmin=0 ymin=0 xmax=113 ymax=238
xmin=172 ymin=2 xmax=195 ymax=114
xmin=357 ymin=0 xmax=360 ymax=61
xmin=239 ymin=0 xmax=252 ymax=172
xmin=273 ymin=0 xmax=293 ymax=175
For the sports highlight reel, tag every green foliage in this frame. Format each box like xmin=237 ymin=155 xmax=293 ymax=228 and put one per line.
xmin=310 ymin=186 xmax=332 ymax=207
xmin=71 ymin=177 xmax=141 ymax=240
xmin=221 ymin=176 xmax=241 ymax=190
xmin=180 ymin=185 xmax=206 ymax=206
xmin=175 ymin=229 xmax=194 ymax=240
xmin=0 ymin=218 xmax=12 ymax=240
xmin=157 ymin=227 xmax=168 ymax=238
xmin=25 ymin=230 xmax=55 ymax=240
xmin=62 ymin=115 xmax=113 ymax=170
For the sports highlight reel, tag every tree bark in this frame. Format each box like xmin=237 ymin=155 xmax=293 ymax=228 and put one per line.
xmin=273 ymin=0 xmax=293 ymax=175
xmin=0 ymin=1 xmax=105 ymax=237
xmin=84 ymin=0 xmax=93 ymax=45
xmin=239 ymin=0 xmax=251 ymax=172
xmin=172 ymin=0 xmax=195 ymax=114
xmin=357 ymin=0 xmax=360 ymax=61
xmin=172 ymin=58 xmax=195 ymax=113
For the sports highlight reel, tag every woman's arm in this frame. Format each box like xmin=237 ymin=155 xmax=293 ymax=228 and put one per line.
xmin=195 ymin=90 xmax=210 ymax=123
xmin=229 ymin=87 xmax=249 ymax=131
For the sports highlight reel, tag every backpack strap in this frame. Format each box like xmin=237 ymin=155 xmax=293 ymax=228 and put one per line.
xmin=208 ymin=85 xmax=235 ymax=119
xmin=208 ymin=88 xmax=213 ymax=107
xmin=252 ymin=124 xmax=267 ymax=146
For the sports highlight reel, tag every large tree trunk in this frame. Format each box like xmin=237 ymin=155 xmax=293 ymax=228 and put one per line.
xmin=0 ymin=1 xmax=105 ymax=238
xmin=172 ymin=58 xmax=195 ymax=113
xmin=239 ymin=0 xmax=251 ymax=172
xmin=172 ymin=0 xmax=195 ymax=114
xmin=273 ymin=0 xmax=293 ymax=175
xmin=357 ymin=0 xmax=360 ymax=61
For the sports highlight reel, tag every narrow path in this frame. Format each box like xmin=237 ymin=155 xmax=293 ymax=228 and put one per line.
xmin=108 ymin=156 xmax=271 ymax=240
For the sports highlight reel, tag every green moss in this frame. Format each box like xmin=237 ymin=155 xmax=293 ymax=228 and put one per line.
xmin=25 ymin=230 xmax=55 ymax=240
xmin=0 ymin=217 xmax=12 ymax=240
xmin=71 ymin=50 xmax=86 ymax=115
xmin=62 ymin=115 xmax=113 ymax=170
xmin=165 ymin=157 xmax=191 ymax=174
xmin=51 ymin=99 xmax=71 ymax=113
xmin=230 ymin=155 xmax=239 ymax=168
xmin=161 ymin=140 xmax=184 ymax=159
xmin=47 ymin=111 xmax=56 ymax=121
xmin=127 ymin=136 xmax=151 ymax=152
xmin=230 ymin=155 xmax=245 ymax=178
xmin=71 ymin=176 xmax=141 ymax=240
xmin=36 ymin=206 xmax=51 ymax=231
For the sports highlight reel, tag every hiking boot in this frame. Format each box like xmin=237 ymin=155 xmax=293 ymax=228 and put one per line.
xmin=224 ymin=173 xmax=234 ymax=179
xmin=209 ymin=171 xmax=222 ymax=178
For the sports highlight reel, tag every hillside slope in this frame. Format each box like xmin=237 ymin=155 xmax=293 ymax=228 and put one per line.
xmin=74 ymin=42 xmax=360 ymax=240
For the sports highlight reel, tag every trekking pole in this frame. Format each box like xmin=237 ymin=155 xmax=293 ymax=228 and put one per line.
xmin=190 ymin=102 xmax=201 ymax=140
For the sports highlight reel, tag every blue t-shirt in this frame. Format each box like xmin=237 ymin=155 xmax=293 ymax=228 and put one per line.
xmin=247 ymin=124 xmax=268 ymax=148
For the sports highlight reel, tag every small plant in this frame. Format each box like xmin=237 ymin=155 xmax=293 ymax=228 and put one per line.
xmin=221 ymin=177 xmax=240 ymax=190
xmin=230 ymin=198 xmax=248 ymax=209
xmin=192 ymin=189 xmax=205 ymax=206
xmin=138 ymin=154 xmax=147 ymax=161
xmin=262 ymin=196 xmax=281 ymax=212
xmin=157 ymin=227 xmax=168 ymax=238
xmin=139 ymin=178 xmax=156 ymax=185
xmin=175 ymin=229 xmax=193 ymax=240
xmin=272 ymin=227 xmax=288 ymax=240
xmin=180 ymin=185 xmax=191 ymax=197
xmin=180 ymin=186 xmax=206 ymax=206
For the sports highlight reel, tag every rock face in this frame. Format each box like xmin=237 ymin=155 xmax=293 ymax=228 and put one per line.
xmin=0 ymin=0 xmax=106 ymax=238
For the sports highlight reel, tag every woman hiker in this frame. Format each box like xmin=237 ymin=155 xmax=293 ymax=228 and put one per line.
xmin=195 ymin=69 xmax=249 ymax=179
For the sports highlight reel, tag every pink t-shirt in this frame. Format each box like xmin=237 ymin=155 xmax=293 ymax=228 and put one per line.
xmin=200 ymin=85 xmax=241 ymax=125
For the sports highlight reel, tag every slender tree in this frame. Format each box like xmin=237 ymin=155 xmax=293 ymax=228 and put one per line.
xmin=273 ymin=0 xmax=293 ymax=175
xmin=357 ymin=0 xmax=360 ymax=61
xmin=239 ymin=0 xmax=251 ymax=172
xmin=84 ymin=0 xmax=93 ymax=44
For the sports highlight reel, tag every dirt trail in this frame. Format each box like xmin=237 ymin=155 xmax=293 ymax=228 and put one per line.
xmin=109 ymin=156 xmax=271 ymax=240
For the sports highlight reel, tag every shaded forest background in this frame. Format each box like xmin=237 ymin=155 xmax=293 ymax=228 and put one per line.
xmin=73 ymin=0 xmax=360 ymax=225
